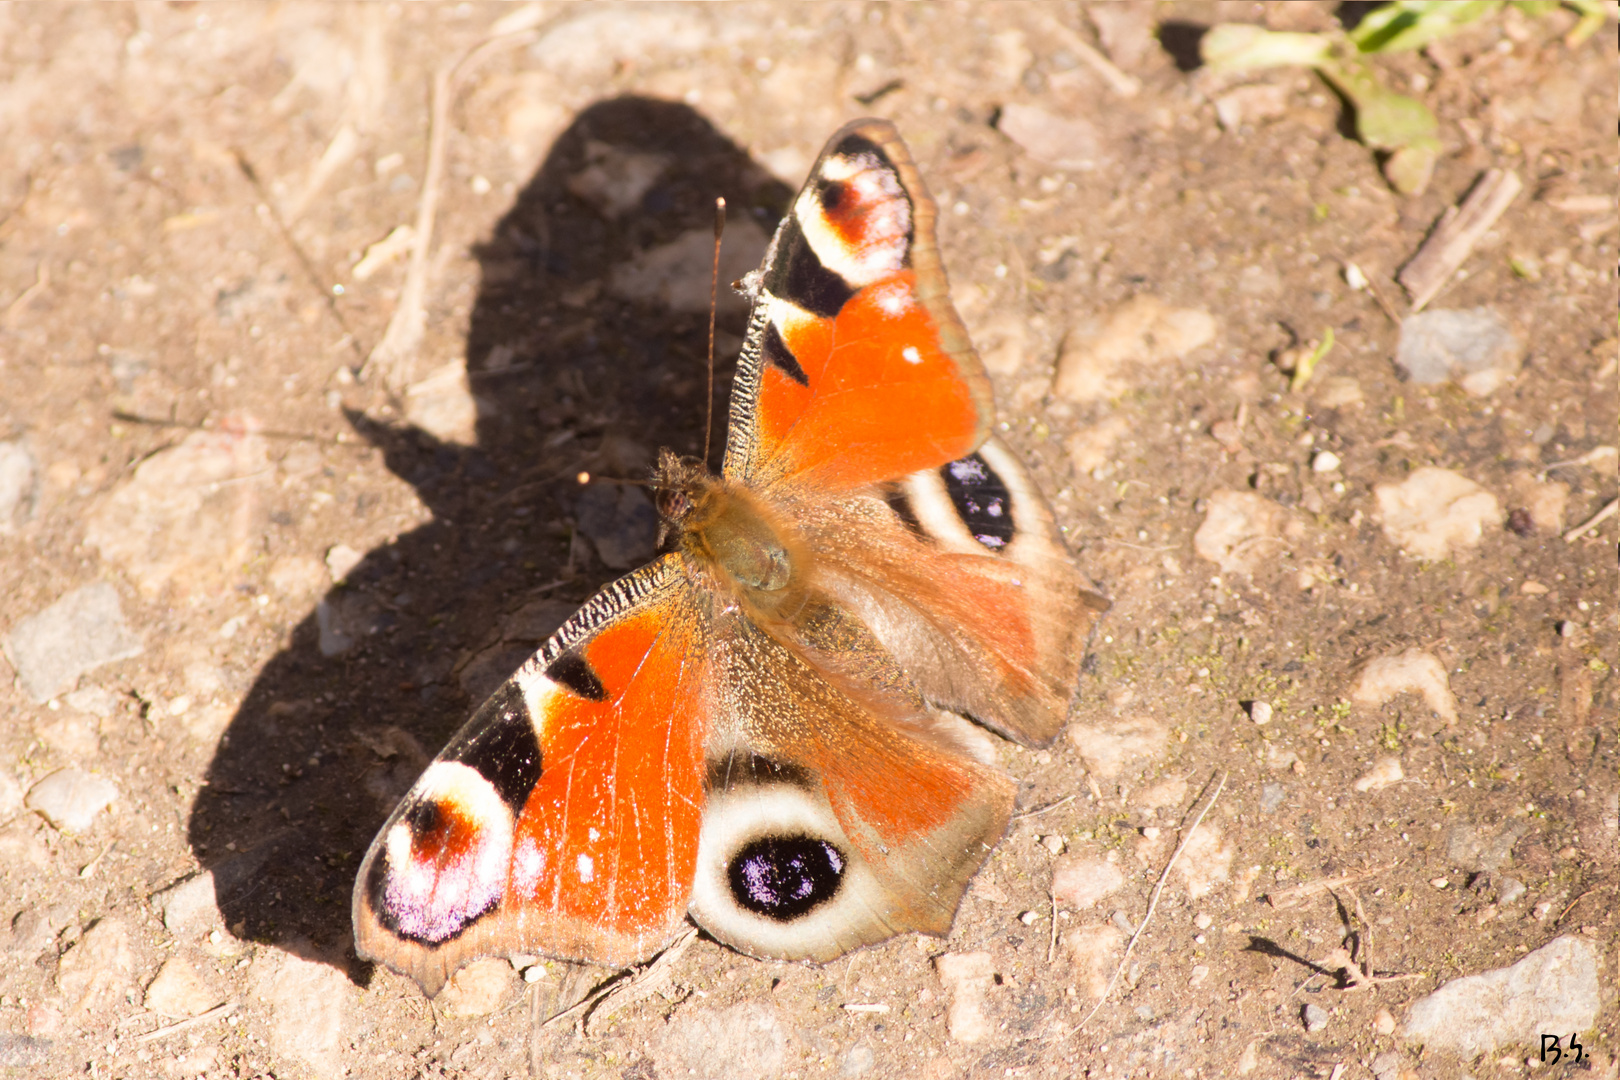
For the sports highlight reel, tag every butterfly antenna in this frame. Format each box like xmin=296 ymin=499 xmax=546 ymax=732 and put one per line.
xmin=703 ymin=196 xmax=726 ymax=469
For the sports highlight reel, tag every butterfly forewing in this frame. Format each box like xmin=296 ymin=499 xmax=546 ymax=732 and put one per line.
xmin=352 ymin=557 xmax=711 ymax=995
xmin=725 ymin=120 xmax=995 ymax=492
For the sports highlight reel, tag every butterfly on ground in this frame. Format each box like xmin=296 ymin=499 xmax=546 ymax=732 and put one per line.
xmin=353 ymin=118 xmax=1108 ymax=996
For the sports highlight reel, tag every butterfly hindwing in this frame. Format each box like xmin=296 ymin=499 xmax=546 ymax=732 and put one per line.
xmin=352 ymin=557 xmax=711 ymax=996
xmin=726 ymin=119 xmax=995 ymax=492
xmin=689 ymin=611 xmax=1015 ymax=960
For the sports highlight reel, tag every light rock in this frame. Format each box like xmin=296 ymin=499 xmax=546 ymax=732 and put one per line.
xmin=1175 ymin=823 xmax=1234 ymax=900
xmin=934 ymin=951 xmax=996 ymax=1043
xmin=609 ymin=218 xmax=770 ymax=317
xmin=998 ymin=103 xmax=1106 ymax=170
xmin=1051 ymin=854 xmax=1125 ymax=909
xmin=649 ymin=1002 xmax=786 ymax=1080
xmin=576 ymin=481 xmax=657 ymax=570
xmin=1373 ymin=467 xmax=1502 ymax=560
xmin=436 ymin=958 xmax=513 ymax=1017
xmin=1259 ymin=782 xmax=1287 ymax=813
xmin=1353 ymin=757 xmax=1405 ymax=793
xmin=1313 ymin=375 xmax=1364 ymax=407
xmin=57 ymin=918 xmax=135 ymax=1015
xmin=1311 ymin=450 xmax=1341 ymax=473
xmin=84 ymin=424 xmax=271 ymax=599
xmin=6 ymin=905 xmax=72 ymax=958
xmin=405 ymin=362 xmax=482 ymax=446
xmin=1068 ymin=718 xmax=1167 ymax=779
xmin=324 ymin=544 xmax=364 ymax=584
xmin=1510 ymin=474 xmax=1569 ymax=534
xmin=1063 ymin=924 xmax=1124 ymax=1000
xmin=526 ymin=6 xmax=737 ymax=85
xmin=1213 ymin=82 xmax=1292 ymax=130
xmin=1401 ymin=936 xmax=1599 ymax=1056
xmin=4 ymin=582 xmax=143 ymax=703
xmin=1395 ymin=307 xmax=1522 ymax=396
xmin=145 ymin=955 xmax=222 ymax=1018
xmin=1090 ymin=0 xmax=1156 ymax=67
xmin=25 ymin=769 xmax=118 ymax=833
xmin=1135 ymin=776 xmax=1188 ymax=810
xmin=567 ymin=141 xmax=671 ymax=219
xmin=840 ymin=1043 xmax=876 ymax=1077
xmin=1302 ymin=1002 xmax=1329 ymax=1031
xmin=1248 ymin=700 xmax=1273 ymax=725
xmin=153 ymin=872 xmax=223 ymax=934
xmin=1193 ymin=490 xmax=1290 ymax=575
xmin=64 ymin=686 xmax=118 ymax=719
xmin=1066 ymin=415 xmax=1131 ymax=473
xmin=1052 ymin=297 xmax=1217 ymax=402
xmin=252 ymin=948 xmax=355 ymax=1080
xmin=1351 ymin=647 xmax=1459 ymax=725
xmin=0 ymin=440 xmax=40 ymax=533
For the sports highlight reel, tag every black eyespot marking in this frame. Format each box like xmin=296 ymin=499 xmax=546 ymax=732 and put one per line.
xmin=761 ymin=214 xmax=855 ymax=319
xmin=942 ymin=453 xmax=1015 ymax=551
xmin=444 ymin=681 xmax=543 ymax=811
xmin=728 ymin=835 xmax=846 ymax=921
xmin=546 ymin=650 xmax=607 ymax=702
xmin=761 ymin=320 xmax=809 ymax=386
xmin=817 ymin=178 xmax=849 ymax=216
xmin=884 ymin=485 xmax=926 ymax=539
xmin=705 ymin=753 xmax=816 ymax=792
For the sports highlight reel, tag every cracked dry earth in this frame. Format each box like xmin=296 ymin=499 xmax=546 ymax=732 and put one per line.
xmin=0 ymin=3 xmax=1615 ymax=1080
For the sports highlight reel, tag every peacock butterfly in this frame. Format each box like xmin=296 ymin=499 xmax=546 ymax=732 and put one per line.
xmin=353 ymin=118 xmax=1108 ymax=996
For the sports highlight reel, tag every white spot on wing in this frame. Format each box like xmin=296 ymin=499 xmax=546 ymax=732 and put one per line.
xmin=902 ymin=346 xmax=922 ymax=365
xmin=577 ymin=853 xmax=595 ymax=882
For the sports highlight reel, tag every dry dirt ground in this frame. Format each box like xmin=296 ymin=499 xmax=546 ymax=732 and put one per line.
xmin=0 ymin=3 xmax=1615 ymax=1079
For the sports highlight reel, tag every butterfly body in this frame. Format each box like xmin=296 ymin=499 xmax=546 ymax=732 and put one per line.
xmin=354 ymin=119 xmax=1107 ymax=997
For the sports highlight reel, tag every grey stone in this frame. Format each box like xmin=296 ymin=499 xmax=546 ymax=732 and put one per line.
xmin=1259 ymin=782 xmax=1287 ymax=813
xmin=1302 ymin=1002 xmax=1329 ymax=1031
xmin=1496 ymin=877 xmax=1526 ymax=905
xmin=0 ymin=1035 xmax=50 ymax=1068
xmin=650 ymin=1003 xmax=787 ymax=1080
xmin=1395 ymin=308 xmax=1522 ymax=395
xmin=1402 ymin=936 xmax=1600 ymax=1056
xmin=25 ymin=769 xmax=118 ymax=832
xmin=5 ymin=582 xmax=143 ymax=703
xmin=153 ymin=872 xmax=223 ymax=934
xmin=576 ymin=482 xmax=657 ymax=570
xmin=0 ymin=440 xmax=40 ymax=533
xmin=997 ymin=103 xmax=1106 ymax=170
xmin=1447 ymin=820 xmax=1527 ymax=872
xmin=840 ymin=1044 xmax=876 ymax=1077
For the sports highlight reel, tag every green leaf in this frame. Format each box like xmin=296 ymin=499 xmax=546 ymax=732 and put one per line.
xmin=1348 ymin=1 xmax=1503 ymax=54
xmin=1200 ymin=23 xmax=1332 ymax=71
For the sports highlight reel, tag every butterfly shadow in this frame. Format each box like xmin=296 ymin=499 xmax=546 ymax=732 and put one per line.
xmin=189 ymin=96 xmax=795 ymax=982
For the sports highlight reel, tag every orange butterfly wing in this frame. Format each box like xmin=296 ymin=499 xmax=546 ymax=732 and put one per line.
xmin=352 ymin=558 xmax=709 ymax=995
xmin=724 ymin=120 xmax=995 ymax=491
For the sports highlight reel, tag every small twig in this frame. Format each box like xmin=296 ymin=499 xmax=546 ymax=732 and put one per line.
xmin=111 ymin=410 xmax=355 ymax=446
xmin=133 ymin=1001 xmax=236 ymax=1043
xmin=1363 ymin=273 xmax=1403 ymax=326
xmin=2 ymin=260 xmax=49 ymax=329
xmin=1069 ymin=771 xmax=1227 ymax=1034
xmin=365 ymin=17 xmax=559 ymax=387
xmin=1013 ymin=794 xmax=1076 ymax=820
xmin=1563 ymin=497 xmax=1618 ymax=542
xmin=1265 ymin=864 xmax=1398 ymax=910
xmin=78 ymin=841 xmax=115 ymax=879
xmin=1397 ymin=169 xmax=1523 ymax=311
xmin=1556 ymin=887 xmax=1599 ymax=924
xmin=1047 ymin=893 xmax=1060 ymax=964
xmin=1035 ymin=9 xmax=1141 ymax=97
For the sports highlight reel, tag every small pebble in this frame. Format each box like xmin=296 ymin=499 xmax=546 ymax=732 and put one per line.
xmin=1311 ymin=450 xmax=1341 ymax=473
xmin=1018 ymin=910 xmax=1039 ymax=926
xmin=1248 ymin=700 xmax=1273 ymax=725
xmin=1193 ymin=912 xmax=1213 ymax=930
xmin=1040 ymin=834 xmax=1067 ymax=855
xmin=1302 ymin=1003 xmax=1329 ymax=1032
xmin=1374 ymin=1008 xmax=1396 ymax=1035
xmin=1430 ymin=877 xmax=1449 ymax=890
xmin=1140 ymin=826 xmax=1161 ymax=841
xmin=1188 ymin=964 xmax=1210 ymax=987
xmin=1497 ymin=877 xmax=1527 ymax=905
